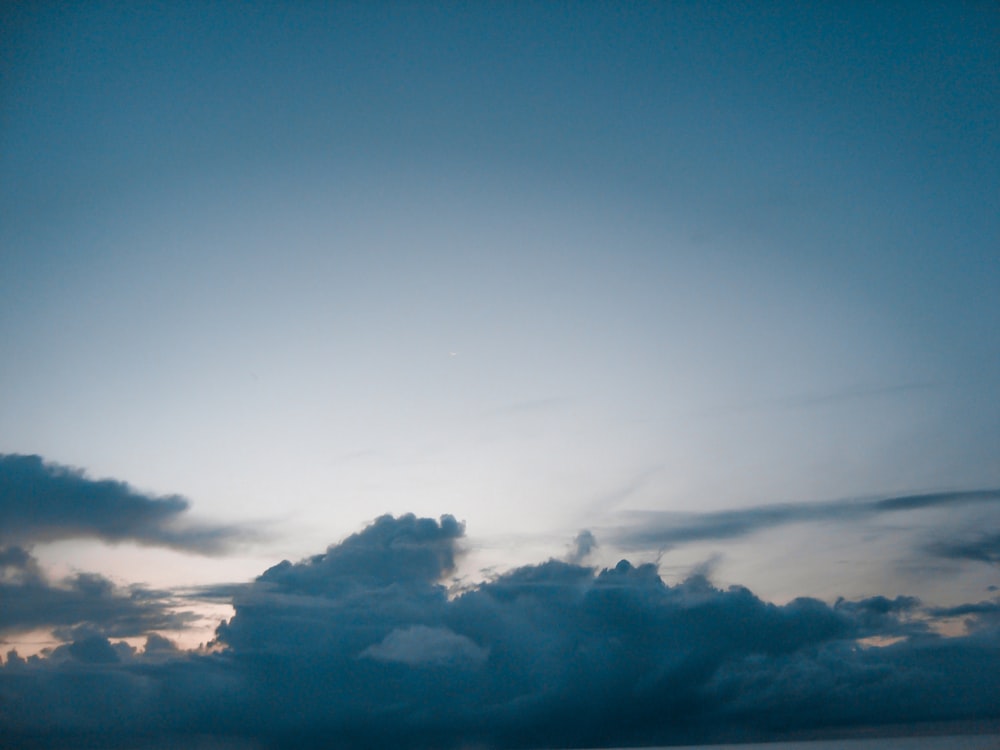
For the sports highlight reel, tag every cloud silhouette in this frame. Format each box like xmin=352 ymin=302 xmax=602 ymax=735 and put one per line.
xmin=0 ymin=454 xmax=251 ymax=553
xmin=3 ymin=513 xmax=999 ymax=749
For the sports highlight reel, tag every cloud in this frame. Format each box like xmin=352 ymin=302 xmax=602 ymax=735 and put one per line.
xmin=215 ymin=513 xmax=464 ymax=661
xmin=0 ymin=454 xmax=246 ymax=644
xmin=255 ymin=512 xmax=465 ymax=594
xmin=608 ymin=489 xmax=1000 ymax=550
xmin=0 ymin=454 xmax=251 ymax=553
xmin=565 ymin=529 xmax=597 ymax=564
xmin=0 ymin=544 xmax=195 ymax=639
xmin=928 ymin=600 xmax=1000 ymax=635
xmin=832 ymin=595 xmax=925 ymax=638
xmin=925 ymin=531 xmax=1000 ymax=565
xmin=931 ymin=601 xmax=1000 ymax=618
xmin=2 ymin=514 xmax=999 ymax=749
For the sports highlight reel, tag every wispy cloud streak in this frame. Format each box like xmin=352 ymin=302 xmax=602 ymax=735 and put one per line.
xmin=608 ymin=489 xmax=1000 ymax=550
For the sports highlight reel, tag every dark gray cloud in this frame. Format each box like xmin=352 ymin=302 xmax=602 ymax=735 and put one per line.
xmin=609 ymin=489 xmax=1000 ymax=550
xmin=254 ymin=512 xmax=464 ymax=595
xmin=932 ymin=601 xmax=1000 ymax=618
xmin=928 ymin=600 xmax=1000 ymax=635
xmin=215 ymin=513 xmax=464 ymax=661
xmin=3 ymin=513 xmax=999 ymax=749
xmin=0 ymin=454 xmax=245 ymax=647
xmin=0 ymin=453 xmax=251 ymax=553
xmin=0 ymin=544 xmax=195 ymax=639
xmin=832 ymin=595 xmax=925 ymax=638
xmin=926 ymin=531 xmax=1000 ymax=565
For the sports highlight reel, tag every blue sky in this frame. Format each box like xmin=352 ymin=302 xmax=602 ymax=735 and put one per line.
xmin=1 ymin=2 xmax=999 ymax=746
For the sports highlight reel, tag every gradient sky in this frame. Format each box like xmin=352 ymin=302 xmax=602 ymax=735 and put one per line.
xmin=1 ymin=3 xmax=999 ymax=747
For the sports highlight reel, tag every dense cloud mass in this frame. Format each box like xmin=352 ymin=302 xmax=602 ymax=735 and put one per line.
xmin=0 ymin=454 xmax=248 ymax=553
xmin=2 ymin=513 xmax=999 ymax=749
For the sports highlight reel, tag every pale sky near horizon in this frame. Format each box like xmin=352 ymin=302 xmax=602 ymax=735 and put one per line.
xmin=2 ymin=2 xmax=998 ymax=615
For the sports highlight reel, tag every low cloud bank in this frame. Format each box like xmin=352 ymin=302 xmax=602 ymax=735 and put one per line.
xmin=2 ymin=513 xmax=999 ymax=749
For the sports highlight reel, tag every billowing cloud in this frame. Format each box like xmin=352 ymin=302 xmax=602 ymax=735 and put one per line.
xmin=215 ymin=513 xmax=464 ymax=660
xmin=254 ymin=512 xmax=464 ymax=594
xmin=0 ymin=453 xmax=251 ymax=553
xmin=2 ymin=513 xmax=999 ymax=749
xmin=608 ymin=489 xmax=1000 ymax=550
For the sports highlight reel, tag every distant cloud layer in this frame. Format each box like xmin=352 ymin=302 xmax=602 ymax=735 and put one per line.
xmin=608 ymin=489 xmax=1000 ymax=555
xmin=3 ymin=512 xmax=999 ymax=749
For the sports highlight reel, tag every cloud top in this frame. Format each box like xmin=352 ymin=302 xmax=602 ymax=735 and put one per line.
xmin=258 ymin=512 xmax=464 ymax=595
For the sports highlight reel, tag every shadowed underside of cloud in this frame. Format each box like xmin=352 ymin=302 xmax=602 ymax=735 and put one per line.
xmin=608 ymin=489 xmax=1000 ymax=554
xmin=0 ymin=454 xmax=250 ymax=553
xmin=2 ymin=514 xmax=999 ymax=749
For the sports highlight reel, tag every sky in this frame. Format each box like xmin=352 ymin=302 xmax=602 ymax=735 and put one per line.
xmin=1 ymin=2 xmax=999 ymax=748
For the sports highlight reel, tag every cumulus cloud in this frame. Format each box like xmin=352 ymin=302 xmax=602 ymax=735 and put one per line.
xmin=0 ymin=454 xmax=249 ymax=553
xmin=2 ymin=513 xmax=999 ymax=749
xmin=255 ymin=512 xmax=464 ymax=594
